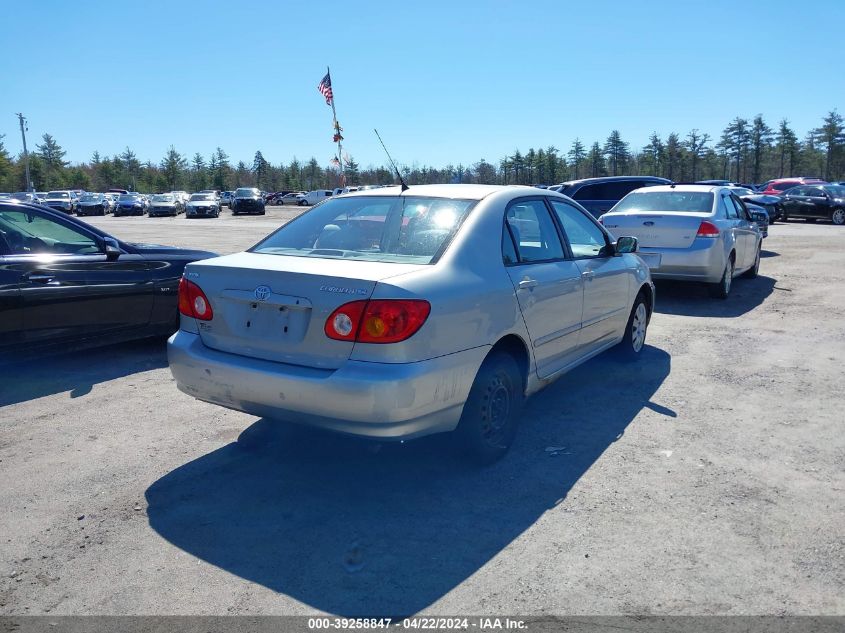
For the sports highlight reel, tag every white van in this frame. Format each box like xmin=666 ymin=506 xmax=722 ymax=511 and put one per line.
xmin=300 ymin=189 xmax=334 ymax=205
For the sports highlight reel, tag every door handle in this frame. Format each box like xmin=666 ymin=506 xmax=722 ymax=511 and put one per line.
xmin=23 ymin=272 xmax=56 ymax=284
xmin=518 ymin=279 xmax=538 ymax=290
xmin=581 ymin=270 xmax=595 ymax=280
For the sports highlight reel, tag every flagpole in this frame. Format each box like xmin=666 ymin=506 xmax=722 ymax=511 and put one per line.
xmin=327 ymin=66 xmax=345 ymax=187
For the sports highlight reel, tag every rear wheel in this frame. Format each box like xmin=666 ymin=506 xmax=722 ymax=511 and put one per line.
xmin=709 ymin=257 xmax=735 ymax=299
xmin=457 ymin=352 xmax=524 ymax=464
xmin=831 ymin=208 xmax=845 ymax=225
xmin=617 ymin=293 xmax=649 ymax=359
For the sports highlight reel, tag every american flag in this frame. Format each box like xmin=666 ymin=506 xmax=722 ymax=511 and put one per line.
xmin=317 ymin=72 xmax=333 ymax=105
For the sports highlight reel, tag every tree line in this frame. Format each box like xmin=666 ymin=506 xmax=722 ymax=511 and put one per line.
xmin=0 ymin=110 xmax=842 ymax=194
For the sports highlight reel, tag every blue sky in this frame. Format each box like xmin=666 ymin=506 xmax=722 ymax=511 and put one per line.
xmin=3 ymin=0 xmax=843 ymax=170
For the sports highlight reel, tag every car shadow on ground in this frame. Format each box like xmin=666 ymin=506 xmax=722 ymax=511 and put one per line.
xmin=760 ymin=249 xmax=780 ymax=258
xmin=0 ymin=338 xmax=168 ymax=407
xmin=654 ymin=275 xmax=775 ymax=318
xmin=146 ymin=346 xmax=671 ymax=617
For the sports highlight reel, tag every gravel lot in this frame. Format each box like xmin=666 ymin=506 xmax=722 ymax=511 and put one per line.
xmin=0 ymin=209 xmax=843 ymax=616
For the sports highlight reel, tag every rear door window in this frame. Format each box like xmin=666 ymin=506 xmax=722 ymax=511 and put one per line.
xmin=505 ymin=200 xmax=565 ymax=263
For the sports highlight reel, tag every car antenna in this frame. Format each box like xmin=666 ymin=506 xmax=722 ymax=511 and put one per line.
xmin=374 ymin=128 xmax=408 ymax=192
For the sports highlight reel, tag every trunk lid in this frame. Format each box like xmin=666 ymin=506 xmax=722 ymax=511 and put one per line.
xmin=185 ymin=252 xmax=427 ymax=369
xmin=602 ymin=211 xmax=711 ymax=249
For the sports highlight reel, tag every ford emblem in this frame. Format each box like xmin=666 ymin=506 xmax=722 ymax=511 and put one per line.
xmin=643 ymin=221 xmax=655 ymax=226
xmin=254 ymin=285 xmax=271 ymax=301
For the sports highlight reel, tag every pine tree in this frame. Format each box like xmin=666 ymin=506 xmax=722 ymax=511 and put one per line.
xmin=813 ymin=110 xmax=845 ymax=181
xmin=643 ymin=132 xmax=664 ymax=176
xmin=749 ymin=115 xmax=772 ymax=184
xmin=685 ymin=129 xmax=710 ymax=181
xmin=603 ymin=130 xmax=630 ymax=176
xmin=568 ymin=139 xmax=586 ymax=180
xmin=36 ymin=133 xmax=68 ymax=189
xmin=665 ymin=133 xmax=682 ymax=181
xmin=587 ymin=142 xmax=605 ymax=178
xmin=161 ymin=146 xmax=187 ymax=190
xmin=191 ymin=153 xmax=207 ymax=191
xmin=775 ymin=119 xmax=798 ymax=178
xmin=252 ymin=151 xmax=269 ymax=189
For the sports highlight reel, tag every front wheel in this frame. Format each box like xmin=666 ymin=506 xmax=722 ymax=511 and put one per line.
xmin=709 ymin=257 xmax=734 ymax=299
xmin=831 ymin=208 xmax=845 ymax=226
xmin=457 ymin=352 xmax=524 ymax=464
xmin=617 ymin=293 xmax=649 ymax=359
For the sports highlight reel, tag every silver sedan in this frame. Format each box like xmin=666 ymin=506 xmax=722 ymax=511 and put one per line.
xmin=168 ymin=185 xmax=655 ymax=461
xmin=600 ymin=184 xmax=763 ymax=299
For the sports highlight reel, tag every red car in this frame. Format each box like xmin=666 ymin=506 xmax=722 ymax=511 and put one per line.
xmin=759 ymin=177 xmax=827 ymax=195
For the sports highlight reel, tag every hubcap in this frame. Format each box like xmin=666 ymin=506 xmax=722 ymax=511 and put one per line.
xmin=631 ymin=303 xmax=647 ymax=352
xmin=481 ymin=377 xmax=511 ymax=446
xmin=833 ymin=209 xmax=845 ymax=225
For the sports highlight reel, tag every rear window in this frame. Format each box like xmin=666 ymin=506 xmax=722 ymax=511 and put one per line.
xmin=613 ymin=191 xmax=714 ymax=214
xmin=773 ymin=182 xmax=800 ymax=191
xmin=251 ymin=195 xmax=476 ymax=264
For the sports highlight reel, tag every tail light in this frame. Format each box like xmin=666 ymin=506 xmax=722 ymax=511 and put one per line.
xmin=325 ymin=299 xmax=431 ymax=344
xmin=696 ymin=220 xmax=720 ymax=238
xmin=178 ymin=277 xmax=214 ymax=321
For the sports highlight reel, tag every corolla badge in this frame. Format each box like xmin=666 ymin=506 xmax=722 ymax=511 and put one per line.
xmin=254 ymin=285 xmax=271 ymax=301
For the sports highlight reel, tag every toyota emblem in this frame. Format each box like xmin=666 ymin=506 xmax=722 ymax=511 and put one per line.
xmin=254 ymin=285 xmax=271 ymax=301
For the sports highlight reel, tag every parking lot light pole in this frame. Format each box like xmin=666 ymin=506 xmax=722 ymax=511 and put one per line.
xmin=15 ymin=112 xmax=32 ymax=191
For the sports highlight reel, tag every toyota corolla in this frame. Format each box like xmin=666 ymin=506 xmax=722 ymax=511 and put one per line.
xmin=168 ymin=185 xmax=654 ymax=461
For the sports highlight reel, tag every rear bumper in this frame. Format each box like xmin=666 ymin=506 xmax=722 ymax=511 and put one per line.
xmin=640 ymin=239 xmax=726 ymax=283
xmin=167 ymin=330 xmax=488 ymax=440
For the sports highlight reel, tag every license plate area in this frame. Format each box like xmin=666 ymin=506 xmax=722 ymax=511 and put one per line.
xmin=220 ymin=290 xmax=312 ymax=343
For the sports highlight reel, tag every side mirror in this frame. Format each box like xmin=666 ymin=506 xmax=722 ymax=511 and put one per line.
xmin=615 ymin=236 xmax=638 ymax=254
xmin=103 ymin=237 xmax=121 ymax=261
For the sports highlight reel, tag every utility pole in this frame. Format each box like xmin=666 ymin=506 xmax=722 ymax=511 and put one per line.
xmin=15 ymin=113 xmax=32 ymax=191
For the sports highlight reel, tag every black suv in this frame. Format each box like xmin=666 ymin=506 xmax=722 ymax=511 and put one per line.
xmin=550 ymin=176 xmax=672 ymax=217
xmin=230 ymin=187 xmax=266 ymax=216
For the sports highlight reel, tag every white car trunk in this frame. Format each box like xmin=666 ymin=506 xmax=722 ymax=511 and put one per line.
xmin=186 ymin=252 xmax=426 ymax=369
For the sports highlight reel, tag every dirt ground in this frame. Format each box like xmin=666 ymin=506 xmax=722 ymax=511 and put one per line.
xmin=0 ymin=209 xmax=842 ymax=616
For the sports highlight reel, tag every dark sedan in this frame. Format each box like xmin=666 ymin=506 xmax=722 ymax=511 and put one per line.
xmin=780 ymin=184 xmax=845 ymax=225
xmin=114 ymin=193 xmax=147 ymax=216
xmin=0 ymin=202 xmax=216 ymax=360
xmin=76 ymin=193 xmax=111 ymax=217
xmin=230 ymin=187 xmax=266 ymax=215
xmin=728 ymin=187 xmax=782 ymax=223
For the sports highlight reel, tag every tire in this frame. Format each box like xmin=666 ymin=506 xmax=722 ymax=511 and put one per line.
xmin=617 ymin=293 xmax=649 ymax=359
xmin=743 ymin=243 xmax=761 ymax=278
xmin=457 ymin=352 xmax=524 ymax=464
xmin=299 ymin=200 xmax=307 ymax=206
xmin=709 ymin=256 xmax=735 ymax=299
xmin=831 ymin=208 xmax=845 ymax=226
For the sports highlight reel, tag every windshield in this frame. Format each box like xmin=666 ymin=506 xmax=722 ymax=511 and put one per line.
xmin=730 ymin=187 xmax=753 ymax=196
xmin=190 ymin=194 xmax=215 ymax=201
xmin=80 ymin=194 xmax=101 ymax=202
xmin=613 ymin=191 xmax=714 ymax=214
xmin=11 ymin=192 xmax=32 ymax=200
xmin=251 ymin=195 xmax=476 ymax=264
xmin=825 ymin=185 xmax=845 ymax=197
xmin=47 ymin=191 xmax=69 ymax=199
xmin=118 ymin=194 xmax=140 ymax=201
xmin=235 ymin=188 xmax=258 ymax=197
xmin=152 ymin=194 xmax=174 ymax=202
